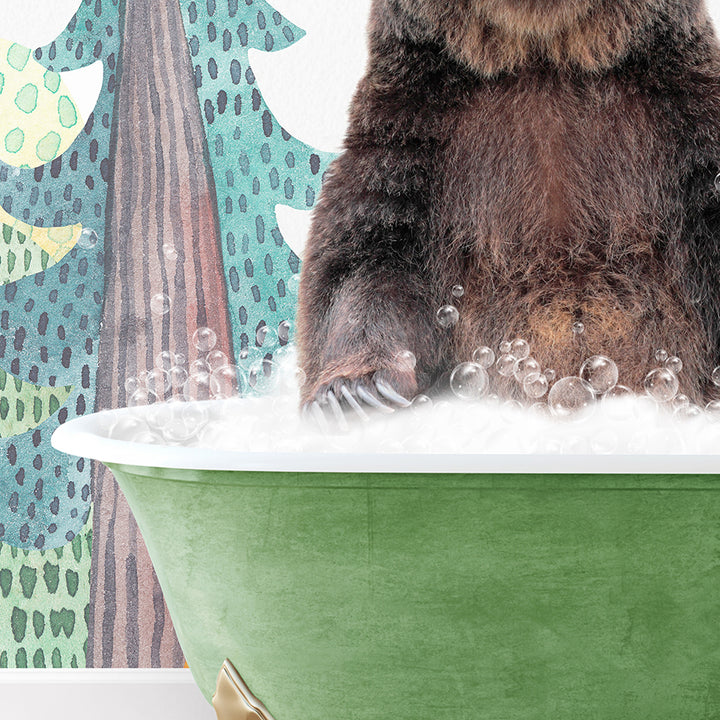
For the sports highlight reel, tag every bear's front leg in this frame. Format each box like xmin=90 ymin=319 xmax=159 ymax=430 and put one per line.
xmin=296 ymin=118 xmax=448 ymax=417
xmin=296 ymin=25 xmax=473 ymax=421
xmin=298 ymin=260 xmax=443 ymax=422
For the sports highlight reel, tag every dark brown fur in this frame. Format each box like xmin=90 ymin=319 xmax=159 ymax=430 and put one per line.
xmin=298 ymin=0 xmax=720 ymax=405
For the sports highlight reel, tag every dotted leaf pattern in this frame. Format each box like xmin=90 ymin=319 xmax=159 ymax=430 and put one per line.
xmin=180 ymin=0 xmax=335 ymax=360
xmin=0 ymin=205 xmax=82 ymax=285
xmin=0 ymin=0 xmax=121 ymax=549
xmin=0 ymin=521 xmax=91 ymax=667
xmin=0 ymin=368 xmax=72 ymax=438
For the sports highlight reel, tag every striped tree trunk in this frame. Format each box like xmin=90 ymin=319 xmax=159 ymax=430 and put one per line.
xmin=89 ymin=0 xmax=233 ymax=667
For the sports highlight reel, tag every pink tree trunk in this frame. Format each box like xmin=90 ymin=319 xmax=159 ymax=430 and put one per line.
xmin=91 ymin=0 xmax=233 ymax=666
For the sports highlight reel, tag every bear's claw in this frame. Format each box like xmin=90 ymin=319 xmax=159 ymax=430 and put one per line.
xmin=303 ymin=373 xmax=413 ymax=432
xmin=339 ymin=383 xmax=370 ymax=421
xmin=374 ymin=376 xmax=413 ymax=408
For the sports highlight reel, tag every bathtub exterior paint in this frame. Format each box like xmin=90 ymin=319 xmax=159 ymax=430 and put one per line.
xmin=106 ymin=462 xmax=720 ymax=720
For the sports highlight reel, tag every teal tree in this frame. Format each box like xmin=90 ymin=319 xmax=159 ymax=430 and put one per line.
xmin=0 ymin=0 xmax=119 ymax=550
xmin=180 ymin=0 xmax=337 ymax=374
xmin=0 ymin=0 xmax=121 ymax=669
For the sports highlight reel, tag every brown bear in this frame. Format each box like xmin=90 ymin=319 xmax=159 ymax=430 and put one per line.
xmin=297 ymin=0 xmax=720 ymax=417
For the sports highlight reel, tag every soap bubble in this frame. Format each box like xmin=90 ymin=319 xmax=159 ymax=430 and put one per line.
xmin=572 ymin=321 xmax=585 ymax=335
xmin=168 ymin=365 xmax=189 ymax=390
xmin=436 ymin=305 xmax=459 ymax=328
xmin=146 ymin=401 xmax=171 ymax=430
xmin=544 ymin=369 xmax=556 ymax=382
xmin=155 ymin=351 xmax=176 ymax=371
xmin=175 ymin=352 xmax=186 ymax=366
xmin=182 ymin=371 xmax=213 ymax=401
xmin=77 ymin=227 xmax=98 ymax=249
xmin=548 ymin=377 xmax=595 ymax=419
xmin=411 ymin=394 xmax=433 ymax=410
xmin=278 ymin=320 xmax=292 ymax=343
xmin=705 ymin=400 xmax=720 ymax=419
xmin=394 ymin=350 xmax=417 ymax=372
xmin=523 ymin=373 xmax=549 ymax=398
xmin=451 ymin=285 xmax=465 ymax=298
xmin=248 ymin=358 xmax=279 ymax=393
xmin=713 ymin=367 xmax=720 ymax=387
xmin=675 ymin=403 xmax=703 ymax=420
xmin=655 ymin=349 xmax=669 ymax=363
xmin=127 ymin=388 xmax=159 ymax=407
xmin=529 ymin=401 xmax=551 ymax=417
xmin=472 ymin=346 xmax=495 ymax=369
xmin=192 ymin=327 xmax=217 ymax=352
xmin=190 ymin=358 xmax=210 ymax=375
xmin=162 ymin=403 xmax=209 ymax=443
xmin=150 ymin=293 xmax=171 ymax=315
xmin=238 ymin=346 xmax=264 ymax=366
xmin=715 ymin=172 xmax=720 ymax=193
xmin=206 ymin=349 xmax=228 ymax=371
xmin=509 ymin=338 xmax=530 ymax=360
xmin=109 ymin=415 xmax=147 ymax=441
xmin=602 ymin=384 xmax=633 ymax=401
xmin=644 ymin=368 xmax=679 ymax=402
xmin=671 ymin=394 xmax=690 ymax=411
xmin=579 ymin=355 xmax=618 ymax=394
xmin=496 ymin=354 xmax=518 ymax=377
xmin=162 ymin=244 xmax=177 ymax=261
xmin=256 ymin=325 xmax=278 ymax=348
xmin=287 ymin=273 xmax=301 ymax=294
xmin=514 ymin=356 xmax=541 ymax=383
xmin=499 ymin=341 xmax=512 ymax=354
xmin=450 ymin=362 xmax=489 ymax=401
xmin=145 ymin=368 xmax=170 ymax=395
xmin=210 ymin=365 xmax=245 ymax=398
xmin=665 ymin=356 xmax=683 ymax=374
xmin=124 ymin=376 xmax=142 ymax=394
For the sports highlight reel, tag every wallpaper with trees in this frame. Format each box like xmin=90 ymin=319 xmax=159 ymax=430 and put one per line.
xmin=0 ymin=0 xmax=336 ymax=668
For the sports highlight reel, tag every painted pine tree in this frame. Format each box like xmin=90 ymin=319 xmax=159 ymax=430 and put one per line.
xmin=0 ymin=0 xmax=119 ymax=550
xmin=0 ymin=58 xmax=81 ymax=447
xmin=179 ymin=0 xmax=336 ymax=371
xmin=0 ymin=0 xmax=121 ymax=667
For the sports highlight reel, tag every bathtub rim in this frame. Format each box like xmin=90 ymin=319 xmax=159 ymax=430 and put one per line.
xmin=50 ymin=402 xmax=720 ymax=475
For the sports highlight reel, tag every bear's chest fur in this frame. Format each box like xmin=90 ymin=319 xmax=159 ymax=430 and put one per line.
xmin=438 ymin=71 xmax=684 ymax=278
xmin=428 ymin=70 xmax=705 ymax=387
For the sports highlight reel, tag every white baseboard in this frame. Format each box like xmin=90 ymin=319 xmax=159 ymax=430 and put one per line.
xmin=0 ymin=669 xmax=216 ymax=720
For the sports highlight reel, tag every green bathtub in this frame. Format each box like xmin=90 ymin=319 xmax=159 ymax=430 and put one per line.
xmin=53 ymin=405 xmax=720 ymax=720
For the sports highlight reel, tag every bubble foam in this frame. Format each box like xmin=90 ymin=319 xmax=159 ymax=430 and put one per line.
xmin=103 ymin=388 xmax=720 ymax=456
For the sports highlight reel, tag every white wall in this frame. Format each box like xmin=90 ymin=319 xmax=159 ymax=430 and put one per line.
xmin=0 ymin=669 xmax=216 ymax=720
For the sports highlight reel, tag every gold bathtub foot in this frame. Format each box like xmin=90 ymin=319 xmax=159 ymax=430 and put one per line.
xmin=212 ymin=659 xmax=276 ymax=720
